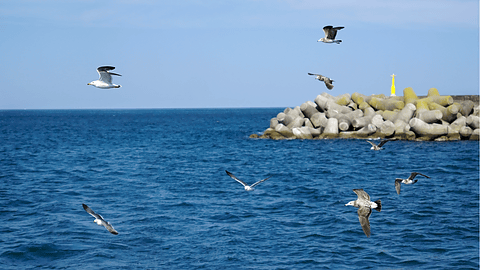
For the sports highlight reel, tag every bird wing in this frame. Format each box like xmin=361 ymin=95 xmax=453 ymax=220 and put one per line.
xmin=83 ymin=204 xmax=118 ymax=235
xmin=377 ymin=139 xmax=391 ymax=148
xmin=82 ymin=204 xmax=104 ymax=221
xmin=323 ymin=77 xmax=334 ymax=90
xmin=98 ymin=70 xmax=113 ymax=84
xmin=97 ymin=66 xmax=116 ymax=72
xmin=322 ymin=26 xmax=333 ymax=37
xmin=97 ymin=66 xmax=121 ymax=75
xmin=353 ymin=189 xmax=370 ymax=201
xmin=367 ymin=141 xmax=377 ymax=147
xmin=225 ymin=170 xmax=248 ymax=187
xmin=394 ymin=179 xmax=402 ymax=195
xmin=327 ymin=29 xmax=337 ymax=39
xmin=96 ymin=66 xmax=121 ymax=84
xmin=409 ymin=172 xmax=430 ymax=180
xmin=104 ymin=222 xmax=119 ymax=235
xmin=328 ymin=26 xmax=344 ymax=39
xmin=315 ymin=75 xmax=327 ymax=82
xmin=250 ymin=176 xmax=271 ymax=188
xmin=357 ymin=206 xmax=372 ymax=237
xmin=308 ymin=73 xmax=320 ymax=76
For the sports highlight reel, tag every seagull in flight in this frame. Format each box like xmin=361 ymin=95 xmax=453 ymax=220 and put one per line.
xmin=87 ymin=66 xmax=122 ymax=89
xmin=225 ymin=170 xmax=271 ymax=191
xmin=395 ymin=172 xmax=430 ymax=195
xmin=82 ymin=204 xmax=118 ymax=235
xmin=367 ymin=139 xmax=395 ymax=150
xmin=308 ymin=73 xmax=334 ymax=90
xmin=345 ymin=189 xmax=381 ymax=237
xmin=318 ymin=25 xmax=344 ymax=44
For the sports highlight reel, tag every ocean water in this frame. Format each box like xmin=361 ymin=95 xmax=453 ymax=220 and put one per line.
xmin=0 ymin=108 xmax=478 ymax=270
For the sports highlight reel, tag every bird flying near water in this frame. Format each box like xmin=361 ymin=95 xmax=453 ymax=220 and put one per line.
xmin=367 ymin=139 xmax=395 ymax=150
xmin=82 ymin=204 xmax=118 ymax=235
xmin=345 ymin=189 xmax=381 ymax=237
xmin=395 ymin=172 xmax=431 ymax=195
xmin=225 ymin=170 xmax=271 ymax=191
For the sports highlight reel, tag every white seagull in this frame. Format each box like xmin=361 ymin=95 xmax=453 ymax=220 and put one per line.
xmin=87 ymin=66 xmax=122 ymax=89
xmin=308 ymin=73 xmax=334 ymax=90
xmin=395 ymin=172 xmax=431 ymax=195
xmin=345 ymin=189 xmax=381 ymax=237
xmin=367 ymin=139 xmax=395 ymax=150
xmin=225 ymin=170 xmax=271 ymax=191
xmin=82 ymin=204 xmax=118 ymax=235
xmin=318 ymin=25 xmax=344 ymax=44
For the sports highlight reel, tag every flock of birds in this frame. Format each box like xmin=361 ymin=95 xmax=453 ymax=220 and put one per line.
xmin=83 ymin=140 xmax=430 ymax=237
xmin=86 ymin=26 xmax=343 ymax=91
xmin=342 ymin=140 xmax=431 ymax=236
xmin=343 ymin=171 xmax=430 ymax=237
xmin=82 ymin=26 xmax=430 ymax=238
xmin=83 ymin=169 xmax=430 ymax=237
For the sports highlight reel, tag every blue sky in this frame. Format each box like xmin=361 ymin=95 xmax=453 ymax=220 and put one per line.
xmin=1 ymin=0 xmax=478 ymax=109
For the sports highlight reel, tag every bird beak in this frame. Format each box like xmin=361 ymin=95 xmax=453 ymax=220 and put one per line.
xmin=87 ymin=83 xmax=90 ymax=85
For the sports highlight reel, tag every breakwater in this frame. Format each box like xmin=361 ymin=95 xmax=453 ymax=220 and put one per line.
xmin=252 ymin=88 xmax=480 ymax=141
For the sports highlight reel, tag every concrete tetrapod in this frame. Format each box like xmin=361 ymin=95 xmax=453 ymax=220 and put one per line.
xmin=255 ymin=89 xmax=478 ymax=141
xmin=409 ymin=118 xmax=448 ymax=139
xmin=323 ymin=118 xmax=339 ymax=136
xmin=466 ymin=115 xmax=480 ymax=130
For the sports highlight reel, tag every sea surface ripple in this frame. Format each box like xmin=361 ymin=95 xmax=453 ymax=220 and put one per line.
xmin=0 ymin=109 xmax=478 ymax=269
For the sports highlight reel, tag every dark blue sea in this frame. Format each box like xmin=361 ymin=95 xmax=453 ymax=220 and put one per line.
xmin=0 ymin=108 xmax=478 ymax=269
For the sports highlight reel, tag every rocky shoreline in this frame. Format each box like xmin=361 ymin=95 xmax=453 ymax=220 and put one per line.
xmin=251 ymin=88 xmax=480 ymax=141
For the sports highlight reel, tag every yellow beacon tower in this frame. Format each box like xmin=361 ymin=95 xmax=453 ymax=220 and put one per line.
xmin=390 ymin=74 xmax=396 ymax=96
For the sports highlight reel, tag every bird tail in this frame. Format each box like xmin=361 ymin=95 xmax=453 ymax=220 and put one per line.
xmin=374 ymin=200 xmax=382 ymax=212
